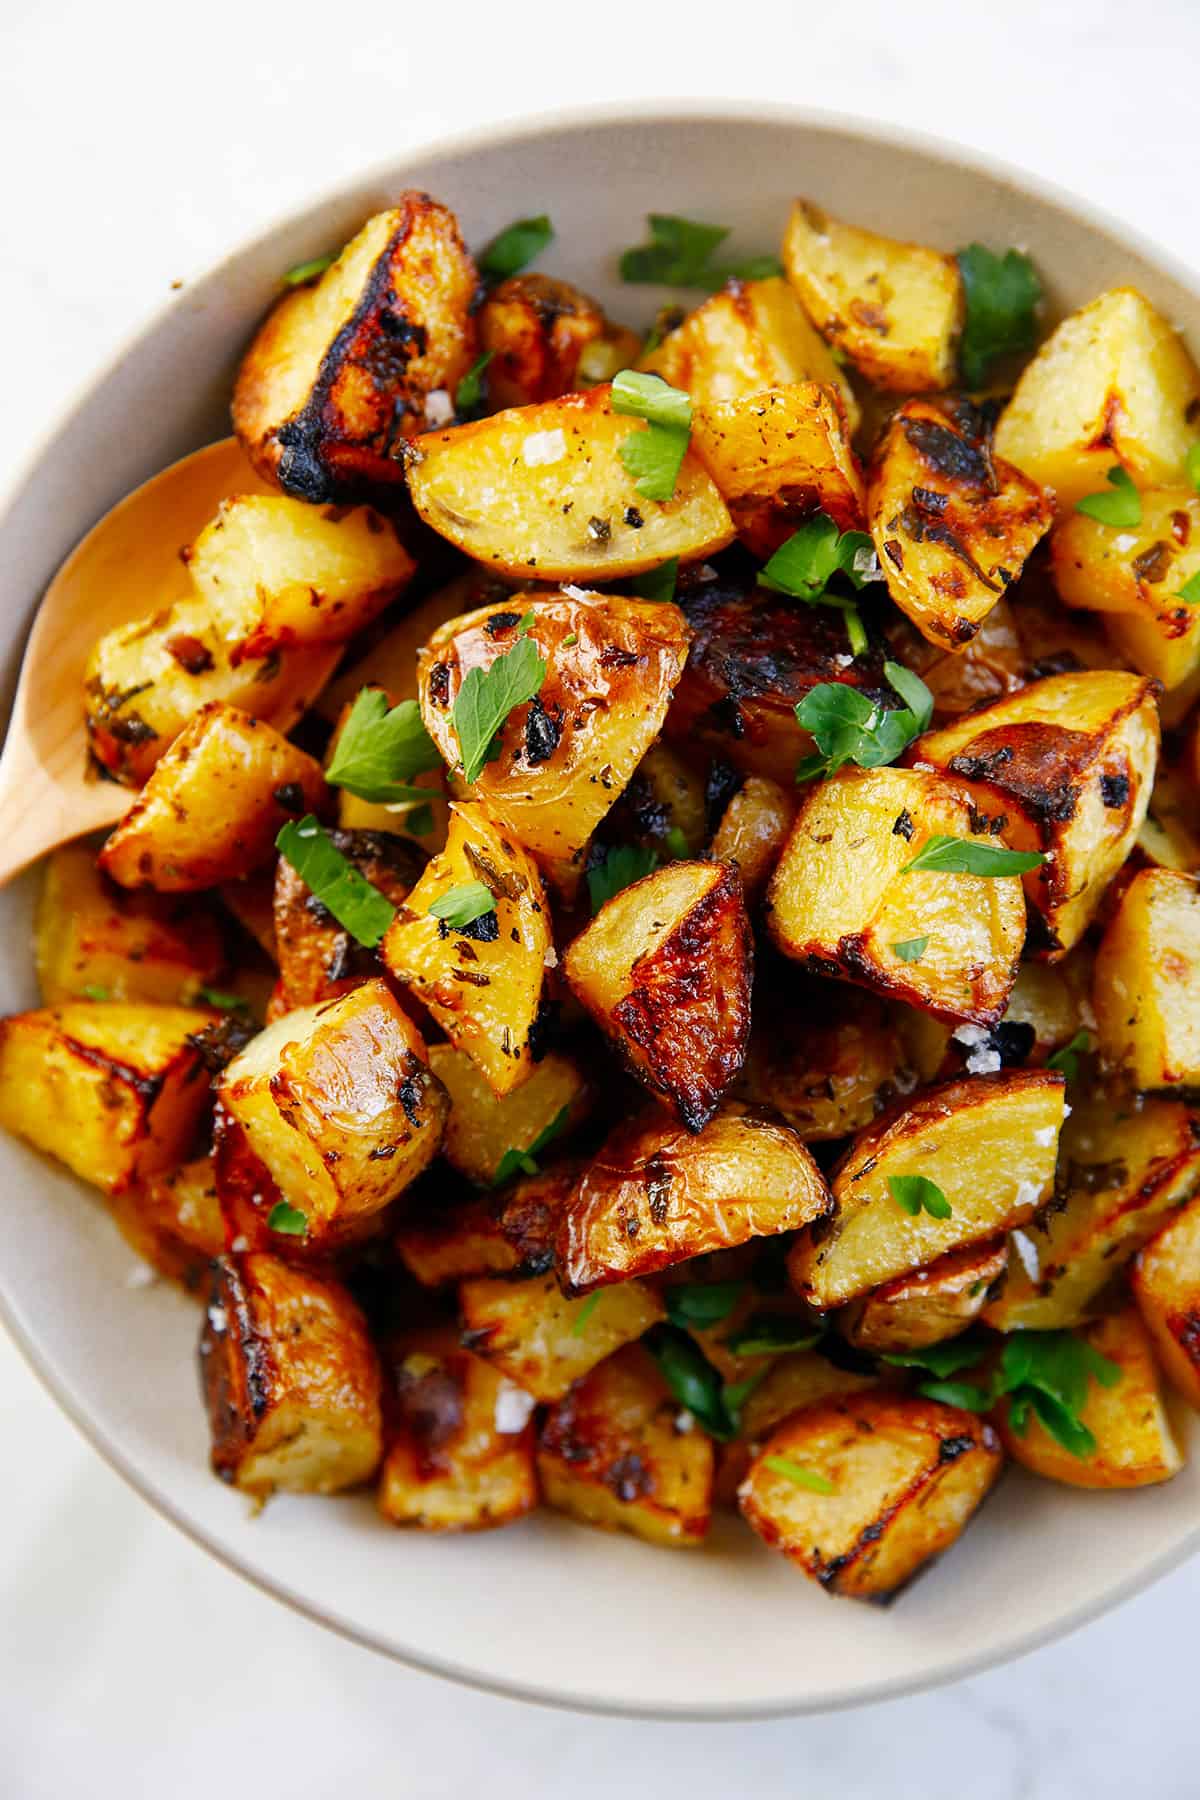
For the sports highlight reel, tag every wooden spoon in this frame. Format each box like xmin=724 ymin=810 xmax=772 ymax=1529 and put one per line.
xmin=0 ymin=438 xmax=338 ymax=888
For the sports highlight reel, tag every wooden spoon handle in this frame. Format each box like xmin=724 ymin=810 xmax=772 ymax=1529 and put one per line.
xmin=0 ymin=746 xmax=129 ymax=888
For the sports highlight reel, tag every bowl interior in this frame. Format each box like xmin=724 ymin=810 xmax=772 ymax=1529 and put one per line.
xmin=2 ymin=106 xmax=1198 ymax=1717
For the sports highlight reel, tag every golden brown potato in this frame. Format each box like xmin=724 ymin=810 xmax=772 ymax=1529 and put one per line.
xmin=557 ymin=1103 xmax=831 ymax=1293
xmin=1138 ymin=755 xmax=1200 ymax=875
xmin=35 ymin=845 xmax=225 ymax=1006
xmin=381 ymin=802 xmax=551 ymax=1096
xmin=395 ymin=1164 xmax=572 ymax=1287
xmin=218 ymin=870 xmax=278 ymax=961
xmin=1052 ymin=488 xmax=1200 ymax=689
xmin=112 ymin=1156 xmax=225 ymax=1289
xmin=766 ymin=766 xmax=1026 ymax=1025
xmin=478 ymin=272 xmax=638 ymax=408
xmin=985 ymin=1088 xmax=1200 ymax=1330
xmin=214 ymin=979 xmax=447 ymax=1252
xmin=998 ymin=956 xmax=1093 ymax=1066
xmin=1093 ymin=868 xmax=1200 ymax=1088
xmin=200 ymin=1253 xmax=382 ymax=1495
xmin=564 ymin=860 xmax=751 ymax=1132
xmin=690 ymin=382 xmax=865 ymax=555
xmin=790 ymin=1071 xmax=1065 ymax=1308
xmin=99 ymin=704 xmax=328 ymax=893
xmin=994 ymin=287 xmax=1200 ymax=509
xmin=418 ymin=592 xmax=691 ymax=877
xmin=738 ymin=984 xmax=901 ymax=1142
xmin=272 ymin=828 xmax=424 ymax=1012
xmin=606 ymin=741 xmax=709 ymax=861
xmin=906 ymin=596 xmax=1027 ymax=720
xmin=868 ymin=398 xmax=1053 ymax=651
xmin=911 ymin=671 xmax=1160 ymax=955
xmin=640 ymin=276 xmax=858 ymax=427
xmin=406 ymin=386 xmax=734 ymax=581
xmin=994 ymin=1309 xmax=1183 ymax=1489
xmin=377 ymin=1325 xmax=538 ymax=1532
xmin=1133 ymin=1199 xmax=1200 ymax=1409
xmin=0 ymin=1002 xmax=213 ymax=1193
xmin=840 ymin=1238 xmax=1008 ymax=1353
xmin=708 ymin=775 xmax=797 ymax=904
xmin=739 ymin=1392 xmax=1001 ymax=1600
xmin=782 ymin=199 xmax=963 ymax=392
xmin=460 ymin=1270 xmax=665 ymax=1402
xmin=715 ymin=1349 xmax=880 ymax=1504
xmin=429 ymin=1044 xmax=589 ymax=1187
xmin=537 ymin=1344 xmax=714 ymax=1547
xmin=233 ymin=196 xmax=479 ymax=501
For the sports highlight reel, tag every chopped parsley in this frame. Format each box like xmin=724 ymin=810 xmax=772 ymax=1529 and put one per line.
xmin=275 ymin=815 xmax=397 ymax=948
xmin=1188 ymin=443 xmax=1200 ymax=492
xmin=492 ymin=1105 xmax=571 ymax=1187
xmin=664 ymin=1281 xmax=746 ymax=1330
xmin=455 ymin=350 xmax=494 ymax=415
xmin=81 ymin=985 xmax=110 ymax=1001
xmin=956 ymin=244 xmax=1041 ymax=388
xmin=890 ymin=935 xmax=930 ymax=963
xmin=586 ymin=843 xmax=661 ymax=912
xmin=793 ymin=661 xmax=933 ymax=784
xmin=762 ymin=1456 xmax=836 ymax=1495
xmin=1075 ymin=465 xmax=1142 ymax=528
xmin=612 ymin=369 xmax=693 ymax=502
xmin=901 ymin=836 xmax=1046 ymax=877
xmin=633 ymin=557 xmax=679 ymax=604
xmin=478 ymin=214 xmax=554 ymax=282
xmin=995 ymin=1329 xmax=1121 ymax=1459
xmin=267 ymin=1200 xmax=308 ymax=1236
xmin=453 ymin=632 xmax=547 ymax=785
xmin=282 ymin=252 xmax=335 ymax=287
xmin=325 ymin=688 xmax=441 ymax=805
xmin=1045 ymin=1028 xmax=1092 ymax=1083
xmin=723 ymin=1315 xmax=822 ymax=1357
xmin=1177 ymin=571 xmax=1200 ymax=604
xmin=619 ymin=213 xmax=783 ymax=290
xmin=427 ymin=881 xmax=496 ymax=929
xmin=197 ymin=987 xmax=250 ymax=1013
xmin=888 ymin=1173 xmax=953 ymax=1220
xmin=644 ymin=1324 xmax=737 ymax=1440
xmin=570 ymin=1292 xmax=603 ymax=1337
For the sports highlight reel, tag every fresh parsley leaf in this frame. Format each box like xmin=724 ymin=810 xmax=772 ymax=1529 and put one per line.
xmin=761 ymin=516 xmax=879 ymax=600
xmin=492 ymin=1105 xmax=571 ymax=1187
xmin=427 ymin=881 xmax=495 ymax=929
xmin=665 ymin=1281 xmax=746 ymax=1330
xmin=901 ymin=835 xmax=1047 ymax=877
xmin=882 ymin=1339 xmax=986 ymax=1378
xmin=723 ymin=1315 xmax=822 ymax=1357
xmin=632 ymin=557 xmax=679 ymax=604
xmin=282 ymin=252 xmax=335 ymax=287
xmin=81 ymin=984 xmax=110 ymax=1001
xmin=1046 ymin=1028 xmax=1092 ymax=1083
xmin=405 ymin=803 xmax=434 ymax=838
xmin=455 ymin=350 xmax=493 ymax=415
xmin=1188 ymin=443 xmax=1200 ymax=493
xmin=664 ymin=825 xmax=690 ymax=860
xmin=956 ymin=244 xmax=1042 ymax=388
xmin=1178 ymin=571 xmax=1200 ymax=604
xmin=916 ymin=1378 xmax=993 ymax=1411
xmin=994 ymin=1329 xmax=1122 ymax=1460
xmin=267 ymin=1200 xmax=308 ymax=1236
xmin=794 ymin=684 xmax=918 ymax=783
xmin=1075 ymin=465 xmax=1142 ymax=528
xmin=762 ymin=1456 xmax=836 ymax=1494
xmin=611 ymin=369 xmax=692 ymax=432
xmin=587 ymin=844 xmax=660 ymax=912
xmin=721 ymin=1366 xmax=770 ymax=1427
xmin=197 ymin=987 xmax=250 ymax=1013
xmin=561 ymin=633 xmax=579 ymax=647
xmin=844 ymin=606 xmax=868 ymax=658
xmin=619 ymin=420 xmax=690 ymax=501
xmin=276 ymin=816 xmax=397 ymax=948
xmin=891 ymin=935 xmax=929 ymax=963
xmin=883 ymin=660 xmax=934 ymax=733
xmin=453 ymin=633 xmax=547 ymax=785
xmin=479 ymin=214 xmax=554 ymax=282
xmin=570 ymin=1293 xmax=602 ymax=1337
xmin=887 ymin=1173 xmax=952 ymax=1220
xmin=619 ymin=213 xmax=783 ymax=290
xmin=644 ymin=1324 xmax=736 ymax=1440
xmin=326 ymin=688 xmax=441 ymax=805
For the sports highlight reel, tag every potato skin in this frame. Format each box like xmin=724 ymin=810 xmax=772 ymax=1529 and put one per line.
xmin=1093 ymin=867 xmax=1200 ymax=1088
xmin=233 ymin=195 xmax=480 ymax=501
xmin=395 ymin=1163 xmax=573 ymax=1287
xmin=840 ymin=1238 xmax=1008 ymax=1354
xmin=478 ymin=273 xmax=638 ymax=408
xmin=1134 ymin=1198 xmax=1200 ymax=1409
xmin=273 ymin=827 xmax=425 ymax=1012
xmin=459 ymin=1269 xmax=665 ymax=1402
xmin=708 ymin=775 xmax=797 ymax=905
xmin=737 ymin=983 xmax=901 ymax=1143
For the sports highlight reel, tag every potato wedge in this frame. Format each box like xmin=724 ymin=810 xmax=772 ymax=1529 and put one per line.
xmin=564 ymin=860 xmax=752 ymax=1132
xmin=557 ymin=1103 xmax=831 ymax=1293
xmin=715 ymin=1349 xmax=880 ymax=1504
xmin=908 ymin=596 xmax=1027 ymax=720
xmin=406 ymin=386 xmax=733 ymax=581
xmin=737 ymin=984 xmax=901 ymax=1142
xmin=869 ymin=398 xmax=1052 ymax=651
xmin=113 ymin=1155 xmax=224 ymax=1290
xmin=429 ymin=1044 xmax=589 ymax=1187
xmin=537 ymin=1343 xmax=713 ymax=1547
xmin=911 ymin=671 xmax=1160 ymax=956
xmin=99 ymin=703 xmax=327 ymax=892
xmin=478 ymin=273 xmax=638 ymax=408
xmin=1133 ymin=1199 xmax=1200 ymax=1409
xmin=782 ymin=199 xmax=963 ymax=392
xmin=790 ymin=1071 xmax=1065 ymax=1308
xmin=233 ymin=196 xmax=479 ymax=501
xmin=765 ymin=766 xmax=1026 ymax=1025
xmin=739 ymin=1392 xmax=1001 ymax=1600
xmin=708 ymin=775 xmax=797 ymax=904
xmin=840 ymin=1238 xmax=1008 ymax=1353
xmin=1052 ymin=488 xmax=1200 ymax=688
xmin=0 ymin=1001 xmax=213 ymax=1193
xmin=273 ymin=827 xmax=425 ymax=1011
xmin=381 ymin=803 xmax=551 ymax=1096
xmin=395 ymin=1164 xmax=572 ymax=1286
xmin=1093 ymin=868 xmax=1200 ymax=1088
xmin=460 ymin=1270 xmax=665 ymax=1402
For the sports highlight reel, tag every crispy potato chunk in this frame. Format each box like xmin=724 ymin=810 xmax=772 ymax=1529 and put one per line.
xmin=708 ymin=775 xmax=797 ymax=904
xmin=395 ymin=1165 xmax=571 ymax=1286
xmin=995 ymin=287 xmax=1200 ymax=508
xmin=233 ymin=196 xmax=479 ymax=501
xmin=766 ymin=766 xmax=1026 ymax=1026
xmin=641 ymin=277 xmax=858 ymax=428
xmin=381 ymin=803 xmax=550 ymax=1096
xmin=429 ymin=1044 xmax=589 ymax=1187
xmin=908 ymin=596 xmax=1027 ymax=721
xmin=113 ymin=1156 xmax=225 ymax=1289
xmin=716 ymin=1350 xmax=880 ymax=1504
xmin=200 ymin=1253 xmax=382 ymax=1495
xmin=690 ymin=382 xmax=865 ymax=554
xmin=994 ymin=1309 xmax=1183 ymax=1489
xmin=418 ymin=592 xmax=690 ymax=875
xmin=0 ymin=1002 xmax=212 ymax=1193
xmin=738 ymin=984 xmax=901 ymax=1142
xmin=740 ymin=1393 xmax=1001 ymax=1600
xmin=912 ymin=671 xmax=1160 ymax=956
xmin=537 ymin=1344 xmax=714 ymax=1547
xmin=377 ymin=1325 xmax=538 ymax=1532
xmin=272 ymin=828 xmax=424 ymax=1011
xmin=985 ymin=1088 xmax=1200 ymax=1330
xmin=214 ymin=979 xmax=447 ymax=1252
xmin=35 ymin=845 xmax=224 ymax=1005
xmin=1052 ymin=489 xmax=1200 ymax=689
xmin=460 ymin=1270 xmax=665 ymax=1402
xmin=1094 ymin=868 xmax=1200 ymax=1088
xmin=565 ymin=860 xmax=752 ymax=1132
xmin=557 ymin=1103 xmax=831 ymax=1293
xmin=869 ymin=399 xmax=1052 ymax=651
xmin=1134 ymin=1199 xmax=1200 ymax=1409
xmin=613 ymin=743 xmax=709 ymax=859
xmin=99 ymin=704 xmax=327 ymax=893
xmin=782 ymin=199 xmax=963 ymax=392
xmin=1139 ymin=755 xmax=1200 ymax=875
xmin=478 ymin=273 xmax=638 ymax=407
xmin=840 ymin=1238 xmax=1008 ymax=1353
xmin=790 ymin=1071 xmax=1065 ymax=1308
xmin=406 ymin=386 xmax=733 ymax=581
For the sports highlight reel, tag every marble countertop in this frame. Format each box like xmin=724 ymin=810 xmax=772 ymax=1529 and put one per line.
xmin=3 ymin=1 xmax=1199 ymax=1792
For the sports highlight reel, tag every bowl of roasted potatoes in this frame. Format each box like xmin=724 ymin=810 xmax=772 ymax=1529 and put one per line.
xmin=2 ymin=103 xmax=1200 ymax=1716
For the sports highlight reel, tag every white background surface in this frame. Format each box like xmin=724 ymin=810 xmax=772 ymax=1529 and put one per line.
xmin=3 ymin=0 xmax=1199 ymax=1792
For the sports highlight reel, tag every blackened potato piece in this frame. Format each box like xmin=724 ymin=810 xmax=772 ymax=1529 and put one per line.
xmin=478 ymin=272 xmax=639 ymax=408
xmin=395 ymin=1165 xmax=574 ymax=1286
xmin=273 ymin=828 xmax=425 ymax=1011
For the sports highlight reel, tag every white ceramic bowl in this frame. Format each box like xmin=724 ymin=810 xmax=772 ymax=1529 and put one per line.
xmin=2 ymin=102 xmax=1198 ymax=1719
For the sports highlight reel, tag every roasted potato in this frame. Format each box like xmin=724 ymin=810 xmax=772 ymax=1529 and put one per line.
xmin=564 ymin=860 xmax=752 ymax=1132
xmin=557 ymin=1103 xmax=831 ymax=1292
xmin=537 ymin=1344 xmax=714 ymax=1547
xmin=1138 ymin=755 xmax=1200 ymax=875
xmin=200 ymin=1253 xmax=382 ymax=1495
xmin=99 ymin=704 xmax=328 ymax=893
xmin=112 ymin=1155 xmax=225 ymax=1289
xmin=478 ymin=272 xmax=639 ymax=408
xmin=381 ymin=802 xmax=551 ymax=1096
xmin=908 ymin=596 xmax=1027 ymax=720
xmin=715 ymin=1349 xmax=881 ymax=1504
xmin=0 ymin=1001 xmax=213 ymax=1193
xmin=1133 ymin=1198 xmax=1200 ymax=1409
xmin=737 ymin=983 xmax=901 ymax=1142
xmin=868 ymin=398 xmax=1053 ymax=651
xmin=911 ymin=671 xmax=1160 ymax=955
xmin=790 ymin=1071 xmax=1065 ymax=1308
xmin=272 ymin=827 xmax=425 ymax=1011
xmin=739 ymin=1392 xmax=1002 ymax=1600
xmin=430 ymin=1044 xmax=589 ymax=1187
xmin=1093 ymin=866 xmax=1200 ymax=1090
xmin=1052 ymin=487 xmax=1200 ymax=688
xmin=406 ymin=386 xmax=734 ymax=581
xmin=233 ymin=195 xmax=479 ymax=500
xmin=766 ymin=765 xmax=1026 ymax=1025
xmin=708 ymin=775 xmax=797 ymax=904
xmin=395 ymin=1164 xmax=571 ymax=1286
xmin=608 ymin=741 xmax=710 ymax=859
xmin=840 ymin=1238 xmax=1008 ymax=1353
xmin=460 ymin=1270 xmax=665 ymax=1401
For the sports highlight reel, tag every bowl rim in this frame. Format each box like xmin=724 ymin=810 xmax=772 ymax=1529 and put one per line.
xmin=3 ymin=95 xmax=1199 ymax=1720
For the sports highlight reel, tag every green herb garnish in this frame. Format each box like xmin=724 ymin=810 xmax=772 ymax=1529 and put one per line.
xmin=453 ymin=633 xmax=547 ymax=785
xmin=197 ymin=987 xmax=250 ymax=1012
xmin=612 ymin=369 xmax=693 ymax=503
xmin=81 ymin=985 xmax=110 ymax=1001
xmin=632 ymin=557 xmax=679 ymax=604
xmin=282 ymin=253 xmax=335 ymax=287
xmin=891 ymin=936 xmax=930 ymax=963
xmin=888 ymin=1173 xmax=953 ymax=1220
xmin=956 ymin=244 xmax=1041 ymax=388
xmin=762 ymin=1456 xmax=836 ymax=1495
xmin=761 ymin=515 xmax=878 ymax=600
xmin=427 ymin=881 xmax=495 ymax=929
xmin=723 ymin=1315 xmax=822 ymax=1357
xmin=1046 ymin=1028 xmax=1092 ymax=1083
xmin=644 ymin=1324 xmax=737 ymax=1440
xmin=570 ymin=1293 xmax=602 ymax=1337
xmin=793 ymin=664 xmax=932 ymax=787
xmin=267 ymin=1200 xmax=308 ymax=1236
xmin=664 ymin=1282 xmax=746 ymax=1330
xmin=1188 ymin=443 xmax=1200 ymax=492
xmin=276 ymin=816 xmax=397 ymax=948
xmin=455 ymin=350 xmax=494 ymax=415
xmin=1177 ymin=571 xmax=1200 ymax=604
xmin=901 ymin=836 xmax=1046 ymax=877
xmin=586 ymin=843 xmax=660 ymax=913
xmin=611 ymin=369 xmax=692 ymax=432
xmin=326 ymin=689 xmax=441 ymax=805
xmin=664 ymin=825 xmax=690 ymax=860
xmin=492 ymin=1105 xmax=571 ymax=1187
xmin=479 ymin=214 xmax=554 ymax=282
xmin=620 ymin=213 xmax=783 ymax=290
xmin=995 ymin=1329 xmax=1121 ymax=1459
xmin=1075 ymin=465 xmax=1142 ymax=528
xmin=883 ymin=1339 xmax=987 ymax=1377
